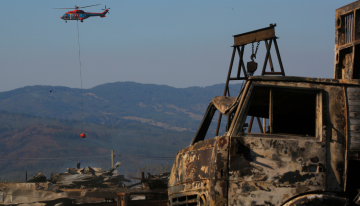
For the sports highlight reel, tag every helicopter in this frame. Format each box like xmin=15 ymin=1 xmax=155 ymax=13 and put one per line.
xmin=54 ymin=4 xmax=110 ymax=23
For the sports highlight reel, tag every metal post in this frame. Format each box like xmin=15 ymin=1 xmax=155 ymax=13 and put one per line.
xmin=261 ymin=39 xmax=273 ymax=75
xmin=236 ymin=46 xmax=247 ymax=78
xmin=215 ymin=47 xmax=237 ymax=136
xmin=111 ymin=150 xmax=114 ymax=168
xmin=263 ymin=118 xmax=266 ymax=133
xmin=264 ymin=40 xmax=275 ymax=72
xmin=273 ymin=38 xmax=285 ymax=76
xmin=269 ymin=89 xmax=273 ymax=134
xmin=256 ymin=117 xmax=263 ymax=133
xmin=247 ymin=116 xmax=254 ymax=133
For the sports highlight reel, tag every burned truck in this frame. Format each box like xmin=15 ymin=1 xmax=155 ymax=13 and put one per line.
xmin=168 ymin=2 xmax=360 ymax=206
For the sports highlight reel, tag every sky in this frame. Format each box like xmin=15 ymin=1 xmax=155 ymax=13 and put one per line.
xmin=0 ymin=0 xmax=355 ymax=92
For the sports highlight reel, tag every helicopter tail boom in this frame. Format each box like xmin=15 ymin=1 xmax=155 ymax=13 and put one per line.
xmin=100 ymin=9 xmax=109 ymax=17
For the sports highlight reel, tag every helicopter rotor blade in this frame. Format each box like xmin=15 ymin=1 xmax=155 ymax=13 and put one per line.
xmin=53 ymin=4 xmax=100 ymax=10
xmin=78 ymin=4 xmax=101 ymax=8
xmin=53 ymin=8 xmax=76 ymax=9
xmin=102 ymin=5 xmax=110 ymax=14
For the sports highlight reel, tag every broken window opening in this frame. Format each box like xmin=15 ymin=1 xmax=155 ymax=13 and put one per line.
xmin=345 ymin=13 xmax=354 ymax=44
xmin=243 ymin=87 xmax=270 ymax=134
xmin=226 ymin=111 xmax=236 ymax=132
xmin=242 ymin=87 xmax=320 ymax=137
xmin=243 ymin=116 xmax=269 ymax=133
xmin=338 ymin=12 xmax=355 ymax=45
xmin=205 ymin=110 xmax=224 ymax=140
xmin=191 ymin=87 xmax=242 ymax=145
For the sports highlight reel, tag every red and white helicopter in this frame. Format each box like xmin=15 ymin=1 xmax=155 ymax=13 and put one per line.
xmin=54 ymin=4 xmax=110 ymax=23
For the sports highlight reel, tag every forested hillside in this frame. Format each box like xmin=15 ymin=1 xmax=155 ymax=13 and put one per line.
xmin=0 ymin=82 xmax=242 ymax=181
xmin=0 ymin=82 xmax=242 ymax=132
xmin=0 ymin=110 xmax=193 ymax=181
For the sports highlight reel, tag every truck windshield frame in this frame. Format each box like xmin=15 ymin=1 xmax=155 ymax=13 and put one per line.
xmin=190 ymin=86 xmax=245 ymax=145
xmin=234 ymin=84 xmax=324 ymax=140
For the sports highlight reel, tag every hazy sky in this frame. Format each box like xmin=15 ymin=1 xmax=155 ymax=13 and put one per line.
xmin=0 ymin=0 xmax=354 ymax=92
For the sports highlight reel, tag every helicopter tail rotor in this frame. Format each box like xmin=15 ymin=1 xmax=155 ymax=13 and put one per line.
xmin=102 ymin=5 xmax=110 ymax=14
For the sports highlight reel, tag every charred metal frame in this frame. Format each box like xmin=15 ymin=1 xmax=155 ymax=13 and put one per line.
xmin=117 ymin=191 xmax=168 ymax=206
xmin=215 ymin=24 xmax=285 ymax=136
xmin=234 ymin=83 xmax=324 ymax=140
xmin=169 ymin=2 xmax=360 ymax=204
xmin=335 ymin=1 xmax=360 ymax=79
xmin=169 ymin=76 xmax=359 ymax=206
xmin=230 ymin=81 xmax=324 ymax=138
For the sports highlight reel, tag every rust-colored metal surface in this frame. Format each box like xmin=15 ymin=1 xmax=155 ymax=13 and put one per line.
xmin=228 ymin=136 xmax=326 ymax=205
xmin=0 ymin=163 xmax=169 ymax=206
xmin=282 ymin=193 xmax=348 ymax=206
xmin=167 ymin=13 xmax=360 ymax=203
xmin=117 ymin=191 xmax=168 ymax=206
xmin=334 ymin=1 xmax=360 ymax=80
xmin=168 ymin=136 xmax=229 ymax=206
xmin=168 ymin=73 xmax=360 ymax=205
xmin=347 ymin=86 xmax=360 ymax=150
xmin=215 ymin=24 xmax=285 ymax=136
xmin=228 ymin=77 xmax=345 ymax=205
xmin=0 ymin=182 xmax=72 ymax=205
xmin=233 ymin=26 xmax=275 ymax=46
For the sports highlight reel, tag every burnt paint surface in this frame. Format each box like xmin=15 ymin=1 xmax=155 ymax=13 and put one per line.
xmin=168 ymin=138 xmax=215 ymax=205
xmin=210 ymin=136 xmax=230 ymax=206
xmin=228 ymin=137 xmax=326 ymax=206
xmin=168 ymin=77 xmax=351 ymax=206
xmin=282 ymin=194 xmax=348 ymax=206
xmin=228 ymin=80 xmax=347 ymax=205
xmin=334 ymin=1 xmax=360 ymax=79
xmin=168 ymin=139 xmax=214 ymax=187
xmin=347 ymin=86 xmax=360 ymax=150
xmin=168 ymin=136 xmax=230 ymax=206
xmin=326 ymin=86 xmax=346 ymax=191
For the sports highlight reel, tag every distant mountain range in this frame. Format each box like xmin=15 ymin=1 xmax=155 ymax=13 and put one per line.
xmin=0 ymin=82 xmax=242 ymax=181
xmin=0 ymin=82 xmax=242 ymax=132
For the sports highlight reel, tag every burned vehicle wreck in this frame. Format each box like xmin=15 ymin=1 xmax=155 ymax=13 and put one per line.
xmin=169 ymin=76 xmax=359 ymax=206
xmin=168 ymin=1 xmax=360 ymax=206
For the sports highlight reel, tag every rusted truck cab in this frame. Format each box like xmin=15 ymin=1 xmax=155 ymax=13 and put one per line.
xmin=169 ymin=2 xmax=360 ymax=205
xmin=169 ymin=76 xmax=360 ymax=205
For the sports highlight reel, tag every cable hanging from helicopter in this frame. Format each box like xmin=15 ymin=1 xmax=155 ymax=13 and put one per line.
xmin=54 ymin=4 xmax=110 ymax=138
xmin=76 ymin=20 xmax=86 ymax=138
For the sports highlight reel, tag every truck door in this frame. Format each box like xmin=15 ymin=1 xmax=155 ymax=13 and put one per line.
xmin=228 ymin=86 xmax=326 ymax=206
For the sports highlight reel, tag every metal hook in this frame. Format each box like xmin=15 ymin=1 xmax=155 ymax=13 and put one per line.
xmin=251 ymin=54 xmax=256 ymax=61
